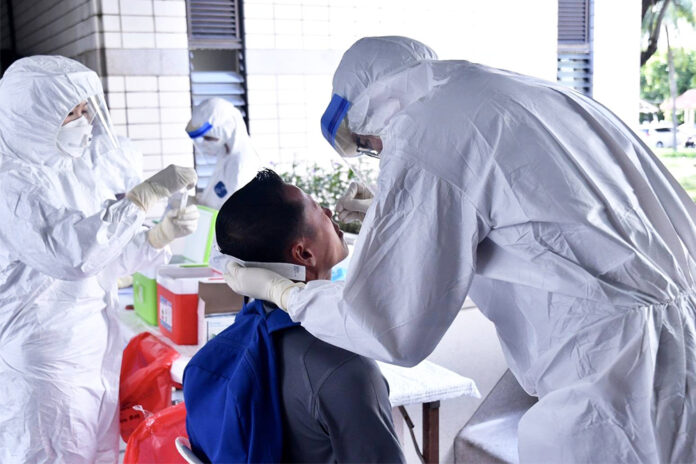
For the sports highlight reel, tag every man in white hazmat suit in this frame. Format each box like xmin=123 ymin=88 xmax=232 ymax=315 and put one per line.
xmin=225 ymin=37 xmax=696 ymax=463
xmin=185 ymin=97 xmax=261 ymax=210
xmin=0 ymin=56 xmax=199 ymax=463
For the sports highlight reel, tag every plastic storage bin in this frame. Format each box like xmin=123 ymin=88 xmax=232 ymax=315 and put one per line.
xmin=133 ymin=269 xmax=158 ymax=325
xmin=157 ymin=266 xmax=221 ymax=345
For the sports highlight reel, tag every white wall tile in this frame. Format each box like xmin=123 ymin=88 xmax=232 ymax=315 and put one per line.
xmin=163 ymin=153 xmax=194 ymax=168
xmin=153 ymin=0 xmax=186 ymax=17
xmin=275 ymin=118 xmax=306 ymax=133
xmin=161 ymin=123 xmax=187 ymax=139
xmin=122 ymin=32 xmax=156 ymax=48
xmin=274 ymin=19 xmax=302 ymax=35
xmin=274 ymin=4 xmax=301 ymax=19
xmin=245 ymin=19 xmax=274 ymax=35
xmin=243 ymin=3 xmax=273 ymax=19
xmin=121 ymin=15 xmax=154 ymax=32
xmin=133 ymin=139 xmax=162 ymax=155
xmin=276 ymin=74 xmax=304 ymax=90
xmin=102 ymin=0 xmax=120 ymax=15
xmin=107 ymin=92 xmax=126 ymax=108
xmin=244 ymin=34 xmax=275 ymax=49
xmin=103 ymin=15 xmax=121 ymax=32
xmin=126 ymin=91 xmax=160 ymax=108
xmin=142 ymin=154 xmax=164 ymax=171
xmin=273 ymin=34 xmax=302 ymax=49
xmin=128 ymin=123 xmax=161 ymax=139
xmin=110 ymin=108 xmax=127 ymax=125
xmin=162 ymin=138 xmax=192 ymax=153
xmin=302 ymin=20 xmax=328 ymax=36
xmin=120 ymin=0 xmax=153 ymax=16
xmin=250 ymin=104 xmax=278 ymax=119
xmin=158 ymin=76 xmax=190 ymax=91
xmin=160 ymin=107 xmax=191 ymax=123
xmin=105 ymin=76 xmax=125 ymax=92
xmin=103 ymin=32 xmax=122 ymax=48
xmin=246 ymin=75 xmax=277 ymax=90
xmin=159 ymin=91 xmax=191 ymax=108
xmin=155 ymin=16 xmax=187 ymax=33
xmin=302 ymin=34 xmax=330 ymax=50
xmin=127 ymin=108 xmax=160 ymax=124
xmin=155 ymin=33 xmax=188 ymax=49
xmin=301 ymin=5 xmax=328 ymax=21
xmin=279 ymin=133 xmax=307 ymax=148
xmin=247 ymin=119 xmax=277 ymax=134
xmin=125 ymin=76 xmax=158 ymax=91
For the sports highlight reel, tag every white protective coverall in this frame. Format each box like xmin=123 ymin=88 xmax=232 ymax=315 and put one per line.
xmin=286 ymin=37 xmax=696 ymax=462
xmin=187 ymin=97 xmax=260 ymax=209
xmin=0 ymin=57 xmax=170 ymax=463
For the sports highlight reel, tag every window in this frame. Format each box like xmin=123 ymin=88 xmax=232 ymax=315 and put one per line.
xmin=186 ymin=0 xmax=248 ymax=190
xmin=557 ymin=0 xmax=593 ymax=96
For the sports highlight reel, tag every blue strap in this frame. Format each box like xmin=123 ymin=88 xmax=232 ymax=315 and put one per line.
xmin=320 ymin=94 xmax=351 ymax=147
xmin=187 ymin=121 xmax=213 ymax=139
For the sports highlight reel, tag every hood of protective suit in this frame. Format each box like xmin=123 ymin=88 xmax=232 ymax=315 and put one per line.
xmin=187 ymin=97 xmax=255 ymax=159
xmin=324 ymin=36 xmax=441 ymax=142
xmin=0 ymin=56 xmax=103 ymax=165
xmin=187 ymin=97 xmax=260 ymax=208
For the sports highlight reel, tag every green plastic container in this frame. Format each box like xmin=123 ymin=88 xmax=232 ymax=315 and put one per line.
xmin=133 ymin=270 xmax=158 ymax=325
xmin=132 ymin=205 xmax=219 ymax=326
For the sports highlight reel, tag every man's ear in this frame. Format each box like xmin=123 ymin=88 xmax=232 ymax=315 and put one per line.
xmin=289 ymin=238 xmax=316 ymax=268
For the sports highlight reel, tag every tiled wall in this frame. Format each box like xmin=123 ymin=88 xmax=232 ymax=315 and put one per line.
xmin=242 ymin=0 xmax=560 ymax=171
xmin=100 ymin=0 xmax=193 ymax=178
xmin=7 ymin=0 xmax=193 ymax=178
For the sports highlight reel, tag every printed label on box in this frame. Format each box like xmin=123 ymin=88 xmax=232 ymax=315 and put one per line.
xmin=206 ymin=314 xmax=236 ymax=341
xmin=159 ymin=296 xmax=173 ymax=331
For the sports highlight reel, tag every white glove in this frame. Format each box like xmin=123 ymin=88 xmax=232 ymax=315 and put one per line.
xmin=167 ymin=190 xmax=198 ymax=211
xmin=336 ymin=181 xmax=374 ymax=223
xmin=127 ymin=165 xmax=198 ymax=212
xmin=224 ymin=261 xmax=305 ymax=311
xmin=147 ymin=205 xmax=200 ymax=249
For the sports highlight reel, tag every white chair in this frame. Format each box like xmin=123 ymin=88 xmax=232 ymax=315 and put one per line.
xmin=175 ymin=437 xmax=204 ymax=464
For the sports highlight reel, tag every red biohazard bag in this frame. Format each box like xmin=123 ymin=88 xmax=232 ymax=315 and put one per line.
xmin=119 ymin=332 xmax=180 ymax=442
xmin=124 ymin=401 xmax=188 ymax=464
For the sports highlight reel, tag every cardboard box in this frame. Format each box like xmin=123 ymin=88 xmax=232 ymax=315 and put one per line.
xmin=197 ymin=281 xmax=245 ymax=345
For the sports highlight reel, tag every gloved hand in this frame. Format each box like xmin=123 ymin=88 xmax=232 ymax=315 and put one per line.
xmin=224 ymin=261 xmax=305 ymax=311
xmin=167 ymin=190 xmax=198 ymax=211
xmin=336 ymin=181 xmax=374 ymax=223
xmin=127 ymin=165 xmax=198 ymax=212
xmin=147 ymin=205 xmax=200 ymax=249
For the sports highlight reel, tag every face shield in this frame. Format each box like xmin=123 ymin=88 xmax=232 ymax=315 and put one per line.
xmin=187 ymin=121 xmax=226 ymax=160
xmin=57 ymin=94 xmax=119 ymax=158
xmin=321 ymin=94 xmax=380 ymax=194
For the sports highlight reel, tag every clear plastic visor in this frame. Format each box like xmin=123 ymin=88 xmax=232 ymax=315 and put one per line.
xmin=58 ymin=94 xmax=120 ymax=156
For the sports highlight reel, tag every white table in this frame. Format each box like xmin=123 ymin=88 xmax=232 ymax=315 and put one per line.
xmin=117 ymin=288 xmax=479 ymax=463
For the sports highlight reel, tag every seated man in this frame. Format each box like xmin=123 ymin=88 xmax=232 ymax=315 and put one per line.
xmin=184 ymin=169 xmax=404 ymax=463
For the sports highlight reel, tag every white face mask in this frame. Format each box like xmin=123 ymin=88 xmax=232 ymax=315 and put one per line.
xmin=194 ymin=138 xmax=226 ymax=158
xmin=57 ymin=116 xmax=93 ymax=158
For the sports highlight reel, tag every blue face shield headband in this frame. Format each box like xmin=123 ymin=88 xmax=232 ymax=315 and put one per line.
xmin=187 ymin=121 xmax=213 ymax=139
xmin=320 ymin=94 xmax=351 ymax=148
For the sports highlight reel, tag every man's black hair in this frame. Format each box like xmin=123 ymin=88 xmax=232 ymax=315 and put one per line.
xmin=216 ymin=169 xmax=306 ymax=263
